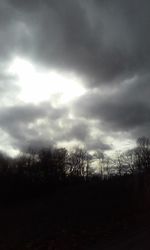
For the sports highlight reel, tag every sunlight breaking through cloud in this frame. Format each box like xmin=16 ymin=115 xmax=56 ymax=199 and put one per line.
xmin=8 ymin=57 xmax=86 ymax=106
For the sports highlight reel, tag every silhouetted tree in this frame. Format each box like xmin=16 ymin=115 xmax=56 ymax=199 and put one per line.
xmin=52 ymin=148 xmax=68 ymax=180
xmin=0 ymin=152 xmax=9 ymax=174
xmin=69 ymin=147 xmax=88 ymax=177
xmin=135 ymin=136 xmax=150 ymax=173
xmin=123 ymin=149 xmax=136 ymax=174
xmin=93 ymin=150 xmax=105 ymax=178
xmin=103 ymin=156 xmax=112 ymax=178
xmin=38 ymin=147 xmax=54 ymax=180
xmin=85 ymin=152 xmax=93 ymax=179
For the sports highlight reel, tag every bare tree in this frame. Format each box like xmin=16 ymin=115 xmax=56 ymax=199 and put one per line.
xmin=52 ymin=148 xmax=69 ymax=179
xmin=113 ymin=151 xmax=131 ymax=176
xmin=135 ymin=136 xmax=150 ymax=173
xmin=69 ymin=147 xmax=88 ymax=177
xmin=123 ymin=149 xmax=136 ymax=174
xmin=93 ymin=150 xmax=105 ymax=178
xmin=103 ymin=156 xmax=112 ymax=178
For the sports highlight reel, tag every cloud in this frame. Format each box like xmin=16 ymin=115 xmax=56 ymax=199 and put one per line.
xmin=0 ymin=0 xmax=149 ymax=154
xmin=0 ymin=72 xmax=20 ymax=106
xmin=67 ymin=120 xmax=89 ymax=141
xmin=73 ymin=74 xmax=150 ymax=138
xmin=4 ymin=0 xmax=150 ymax=86
xmin=86 ymin=139 xmax=112 ymax=151
xmin=0 ymin=99 xmax=112 ymax=153
xmin=0 ymin=102 xmax=68 ymax=151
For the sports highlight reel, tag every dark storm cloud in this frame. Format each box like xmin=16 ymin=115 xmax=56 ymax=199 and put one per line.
xmin=52 ymin=118 xmax=112 ymax=152
xmin=0 ymin=102 xmax=109 ymax=152
xmin=73 ymin=74 xmax=150 ymax=136
xmin=85 ymin=139 xmax=112 ymax=152
xmin=0 ymin=103 xmax=68 ymax=150
xmin=0 ymin=0 xmax=149 ymax=85
xmin=0 ymin=1 xmax=30 ymax=63
xmin=45 ymin=118 xmax=89 ymax=144
xmin=0 ymin=0 xmax=150 ymax=152
xmin=5 ymin=0 xmax=150 ymax=85
xmin=68 ymin=121 xmax=89 ymax=141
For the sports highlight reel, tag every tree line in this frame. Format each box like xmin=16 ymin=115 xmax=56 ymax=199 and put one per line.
xmin=0 ymin=136 xmax=150 ymax=180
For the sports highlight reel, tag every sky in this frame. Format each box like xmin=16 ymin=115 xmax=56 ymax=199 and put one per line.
xmin=0 ymin=0 xmax=149 ymax=156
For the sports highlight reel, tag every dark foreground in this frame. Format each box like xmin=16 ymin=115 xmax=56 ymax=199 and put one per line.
xmin=0 ymin=178 xmax=150 ymax=250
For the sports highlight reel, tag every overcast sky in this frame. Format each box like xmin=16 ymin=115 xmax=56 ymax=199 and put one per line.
xmin=0 ymin=0 xmax=149 ymax=156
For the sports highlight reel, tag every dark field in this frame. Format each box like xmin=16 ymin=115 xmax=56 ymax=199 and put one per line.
xmin=1 ymin=175 xmax=150 ymax=250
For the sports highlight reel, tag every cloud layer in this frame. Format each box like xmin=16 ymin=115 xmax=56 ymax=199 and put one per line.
xmin=0 ymin=0 xmax=150 ymax=155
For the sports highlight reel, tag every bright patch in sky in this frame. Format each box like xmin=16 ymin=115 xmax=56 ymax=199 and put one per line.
xmin=106 ymin=136 xmax=136 ymax=158
xmin=8 ymin=57 xmax=86 ymax=105
xmin=0 ymin=128 xmax=20 ymax=157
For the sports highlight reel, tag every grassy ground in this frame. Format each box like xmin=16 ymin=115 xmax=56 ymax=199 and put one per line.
xmin=0 ymin=180 xmax=150 ymax=249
